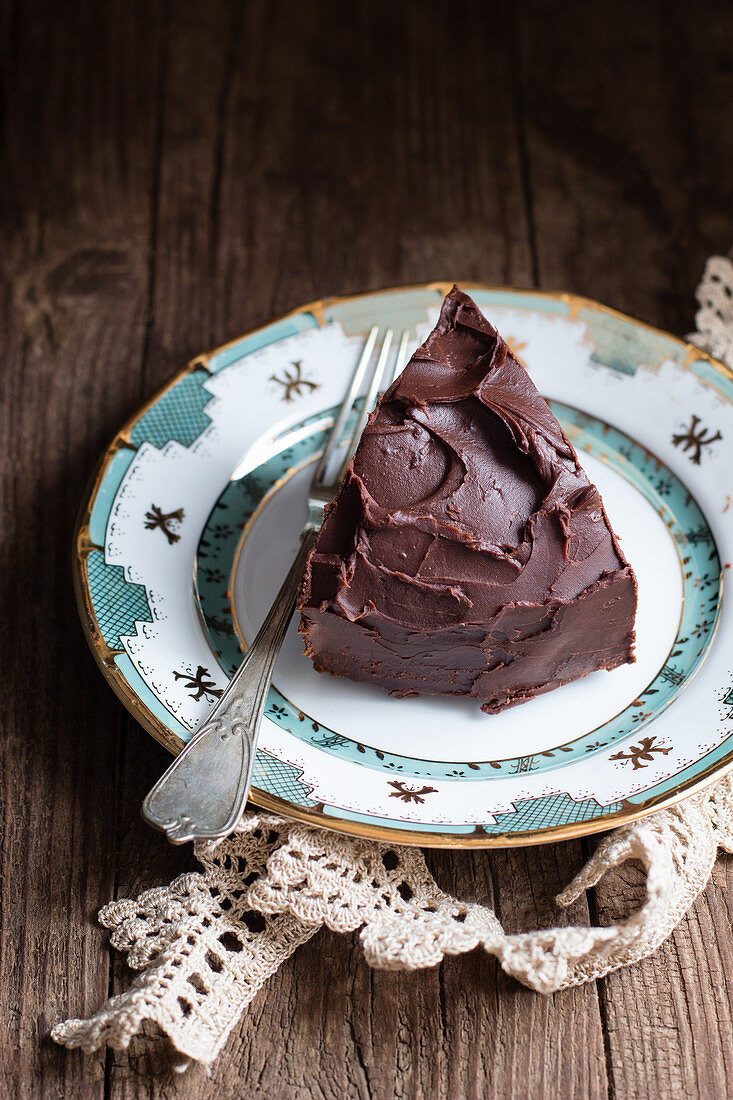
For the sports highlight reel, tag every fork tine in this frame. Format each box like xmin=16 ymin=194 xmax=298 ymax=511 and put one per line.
xmin=388 ymin=330 xmax=411 ymax=387
xmin=336 ymin=329 xmax=393 ymax=483
xmin=313 ymin=326 xmax=378 ymax=487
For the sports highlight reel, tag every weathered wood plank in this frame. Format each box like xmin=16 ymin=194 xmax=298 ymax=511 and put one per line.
xmin=591 ymin=856 xmax=733 ymax=1099
xmin=0 ymin=1 xmax=165 ymax=1097
xmin=516 ymin=0 xmax=733 ymax=332
xmin=517 ymin=1 xmax=733 ymax=1095
xmin=427 ymin=845 xmax=608 ymax=1100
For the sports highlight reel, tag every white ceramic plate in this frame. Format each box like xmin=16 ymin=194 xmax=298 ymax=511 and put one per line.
xmin=75 ymin=283 xmax=733 ymax=846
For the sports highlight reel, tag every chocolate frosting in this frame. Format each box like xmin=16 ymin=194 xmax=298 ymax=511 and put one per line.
xmin=298 ymin=286 xmax=636 ymax=713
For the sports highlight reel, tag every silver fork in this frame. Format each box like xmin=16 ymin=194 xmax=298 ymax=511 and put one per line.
xmin=142 ymin=327 xmax=411 ymax=843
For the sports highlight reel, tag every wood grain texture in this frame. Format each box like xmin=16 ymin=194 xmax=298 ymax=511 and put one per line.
xmin=517 ymin=2 xmax=733 ymax=1095
xmin=0 ymin=1 xmax=163 ymax=1097
xmin=2 ymin=0 xmax=733 ymax=1097
xmin=516 ymin=0 xmax=733 ymax=330
xmin=589 ymin=854 xmax=733 ymax=1099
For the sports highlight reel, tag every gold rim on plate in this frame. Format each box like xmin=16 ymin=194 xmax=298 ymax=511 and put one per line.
xmin=73 ymin=281 xmax=733 ymax=848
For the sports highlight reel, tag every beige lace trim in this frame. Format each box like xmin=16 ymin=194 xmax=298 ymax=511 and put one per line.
xmin=687 ymin=252 xmax=733 ymax=365
xmin=53 ymin=779 xmax=733 ymax=1068
xmin=52 ymin=259 xmax=733 ymax=1069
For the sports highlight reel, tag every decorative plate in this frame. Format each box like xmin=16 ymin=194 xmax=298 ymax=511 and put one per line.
xmin=74 ymin=283 xmax=733 ymax=847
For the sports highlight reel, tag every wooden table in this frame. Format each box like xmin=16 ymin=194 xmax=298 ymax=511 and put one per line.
xmin=3 ymin=2 xmax=733 ymax=1096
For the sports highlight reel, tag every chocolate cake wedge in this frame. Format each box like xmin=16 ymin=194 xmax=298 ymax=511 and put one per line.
xmin=297 ymin=286 xmax=637 ymax=713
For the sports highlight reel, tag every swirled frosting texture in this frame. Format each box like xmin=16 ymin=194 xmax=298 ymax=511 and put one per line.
xmin=297 ymin=286 xmax=636 ymax=713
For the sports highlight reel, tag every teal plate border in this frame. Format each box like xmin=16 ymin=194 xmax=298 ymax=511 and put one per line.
xmin=195 ymin=401 xmax=721 ymax=781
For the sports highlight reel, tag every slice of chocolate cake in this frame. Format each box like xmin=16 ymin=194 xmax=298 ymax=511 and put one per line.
xmin=297 ymin=286 xmax=637 ymax=713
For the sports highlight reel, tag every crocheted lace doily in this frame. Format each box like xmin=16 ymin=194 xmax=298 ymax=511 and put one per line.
xmin=53 ymin=255 xmax=733 ymax=1071
xmin=687 ymin=253 xmax=733 ymax=365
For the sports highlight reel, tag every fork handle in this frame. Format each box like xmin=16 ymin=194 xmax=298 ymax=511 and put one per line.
xmin=142 ymin=528 xmax=318 ymax=844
